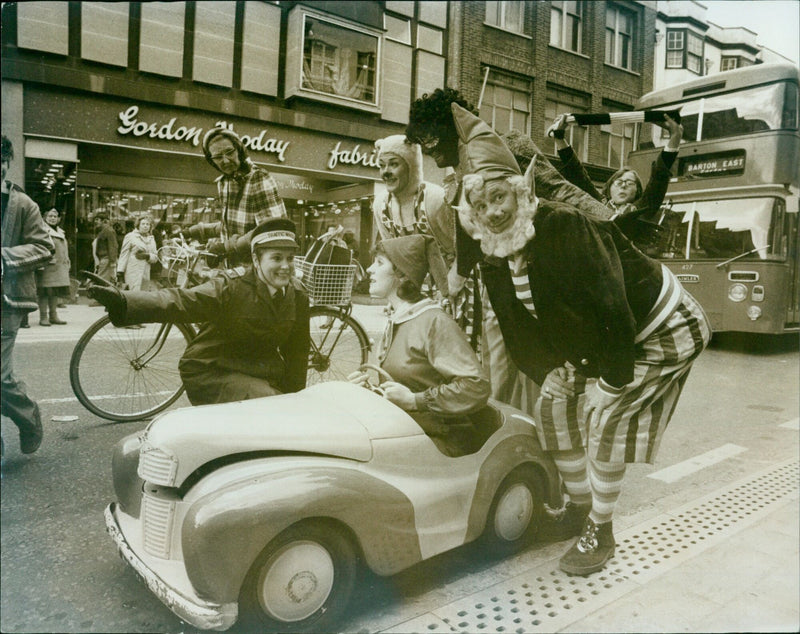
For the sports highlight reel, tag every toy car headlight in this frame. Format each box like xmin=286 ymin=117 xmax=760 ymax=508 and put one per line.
xmin=138 ymin=442 xmax=178 ymax=487
xmin=728 ymin=283 xmax=747 ymax=302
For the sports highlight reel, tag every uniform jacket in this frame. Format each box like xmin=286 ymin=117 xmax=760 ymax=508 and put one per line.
xmin=481 ymin=200 xmax=664 ymax=390
xmin=117 ymin=229 xmax=158 ymax=290
xmin=1 ymin=183 xmax=55 ymax=312
xmin=36 ymin=224 xmax=71 ymax=288
xmin=121 ymin=268 xmax=310 ymax=394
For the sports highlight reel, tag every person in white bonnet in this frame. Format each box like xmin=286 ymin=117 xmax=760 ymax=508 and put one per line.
xmin=372 ymin=135 xmax=478 ymax=345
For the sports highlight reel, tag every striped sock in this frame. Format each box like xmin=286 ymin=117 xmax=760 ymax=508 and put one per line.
xmin=588 ymin=459 xmax=627 ymax=525
xmin=552 ymin=449 xmax=591 ymax=506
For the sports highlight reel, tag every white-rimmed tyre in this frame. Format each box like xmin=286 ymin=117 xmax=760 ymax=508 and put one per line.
xmin=238 ymin=521 xmax=358 ymax=633
xmin=482 ymin=465 xmax=544 ymax=556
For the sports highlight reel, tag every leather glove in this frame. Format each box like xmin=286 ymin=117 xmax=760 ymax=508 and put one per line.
xmin=613 ymin=211 xmax=664 ymax=247
xmin=206 ymin=238 xmax=228 ymax=257
xmin=88 ymin=284 xmax=128 ymax=326
xmin=134 ymin=249 xmax=149 ymax=260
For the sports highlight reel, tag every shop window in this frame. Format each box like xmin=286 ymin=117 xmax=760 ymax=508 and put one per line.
xmin=139 ymin=2 xmax=185 ymax=77
xmin=417 ymin=25 xmax=443 ymax=55
xmin=193 ymin=1 xmax=235 ymax=87
xmin=82 ymin=2 xmax=129 ymax=67
xmin=599 ymin=103 xmax=635 ymax=169
xmin=605 ymin=4 xmax=635 ymax=70
xmin=480 ymin=70 xmax=531 ymax=136
xmin=17 ymin=2 xmax=69 ymax=56
xmin=666 ymin=28 xmax=704 ymax=75
xmin=286 ymin=8 xmax=381 ymax=111
xmin=544 ymin=85 xmax=589 ymax=160
xmin=385 ymin=14 xmax=411 ymax=44
xmin=485 ymin=1 xmax=526 ymax=35
xmin=241 ymin=1 xmax=281 ymax=95
xmin=550 ymin=1 xmax=583 ymax=53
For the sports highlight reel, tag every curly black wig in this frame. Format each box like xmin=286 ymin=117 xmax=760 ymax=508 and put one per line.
xmin=405 ymin=88 xmax=476 ymax=146
xmin=1 ymin=135 xmax=14 ymax=162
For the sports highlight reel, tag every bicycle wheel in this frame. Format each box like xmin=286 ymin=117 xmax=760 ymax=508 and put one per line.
xmin=70 ymin=315 xmax=195 ymax=422
xmin=307 ymin=306 xmax=370 ymax=386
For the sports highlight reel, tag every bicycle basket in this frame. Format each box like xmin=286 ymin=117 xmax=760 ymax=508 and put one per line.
xmin=295 ymin=256 xmax=357 ymax=305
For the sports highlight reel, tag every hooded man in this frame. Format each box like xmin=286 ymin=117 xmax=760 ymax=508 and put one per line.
xmin=188 ymin=128 xmax=287 ymax=264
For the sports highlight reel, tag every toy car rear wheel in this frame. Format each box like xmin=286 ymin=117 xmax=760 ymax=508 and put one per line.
xmin=482 ymin=465 xmax=544 ymax=557
xmin=239 ymin=521 xmax=357 ymax=633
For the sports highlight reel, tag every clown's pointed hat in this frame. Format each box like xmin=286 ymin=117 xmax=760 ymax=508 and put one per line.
xmin=451 ymin=103 xmax=520 ymax=180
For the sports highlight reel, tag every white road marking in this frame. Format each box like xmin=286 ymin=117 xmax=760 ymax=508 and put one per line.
xmin=779 ymin=417 xmax=799 ymax=430
xmin=648 ymin=443 xmax=748 ymax=483
xmin=39 ymin=390 xmax=175 ymax=404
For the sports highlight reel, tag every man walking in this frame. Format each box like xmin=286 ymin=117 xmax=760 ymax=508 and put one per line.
xmin=93 ymin=212 xmax=118 ymax=283
xmin=1 ymin=134 xmax=54 ymax=455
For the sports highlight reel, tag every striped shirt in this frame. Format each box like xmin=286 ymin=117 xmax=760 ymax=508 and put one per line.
xmin=508 ymin=254 xmax=536 ymax=316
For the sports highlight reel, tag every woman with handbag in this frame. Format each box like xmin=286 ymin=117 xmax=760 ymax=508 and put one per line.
xmin=116 ymin=215 xmax=158 ymax=291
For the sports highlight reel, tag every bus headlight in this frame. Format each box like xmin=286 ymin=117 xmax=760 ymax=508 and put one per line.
xmin=746 ymin=305 xmax=762 ymax=321
xmin=728 ymin=283 xmax=748 ymax=302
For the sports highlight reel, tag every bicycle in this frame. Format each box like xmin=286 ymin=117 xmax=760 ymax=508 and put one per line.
xmin=69 ymin=239 xmax=207 ymax=422
xmin=70 ymin=242 xmax=370 ymax=422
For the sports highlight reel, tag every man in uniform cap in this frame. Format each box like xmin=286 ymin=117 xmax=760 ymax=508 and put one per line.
xmin=88 ymin=218 xmax=309 ymax=405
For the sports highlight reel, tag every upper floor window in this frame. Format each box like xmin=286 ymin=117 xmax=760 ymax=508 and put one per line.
xmin=605 ymin=4 xmax=635 ymax=70
xmin=485 ymin=1 xmax=526 ymax=34
xmin=720 ymin=56 xmax=739 ymax=72
xmin=301 ymin=16 xmax=378 ymax=104
xmin=599 ymin=103 xmax=635 ymax=169
xmin=479 ymin=69 xmax=531 ymax=135
xmin=550 ymin=1 xmax=583 ymax=53
xmin=666 ymin=28 xmax=704 ymax=75
xmin=545 ymin=84 xmax=589 ymax=160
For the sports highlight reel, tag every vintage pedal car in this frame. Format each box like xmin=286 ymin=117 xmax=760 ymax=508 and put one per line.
xmin=105 ymin=381 xmax=562 ymax=632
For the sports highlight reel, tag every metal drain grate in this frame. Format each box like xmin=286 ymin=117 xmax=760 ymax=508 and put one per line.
xmin=382 ymin=459 xmax=798 ymax=633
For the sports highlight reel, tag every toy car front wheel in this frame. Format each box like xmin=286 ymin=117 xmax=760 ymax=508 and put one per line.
xmin=482 ymin=465 xmax=544 ymax=556
xmin=239 ymin=521 xmax=357 ymax=633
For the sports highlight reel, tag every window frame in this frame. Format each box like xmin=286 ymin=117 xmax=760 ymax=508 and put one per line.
xmin=665 ymin=28 xmax=705 ymax=76
xmin=545 ymin=85 xmax=591 ymax=162
xmin=485 ymin=1 xmax=527 ymax=35
xmin=605 ymin=4 xmax=635 ymax=70
xmin=550 ymin=0 xmax=583 ymax=53
xmin=479 ymin=68 xmax=532 ymax=136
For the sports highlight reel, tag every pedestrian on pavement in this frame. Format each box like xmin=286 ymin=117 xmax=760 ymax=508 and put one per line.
xmin=92 ymin=212 xmax=118 ymax=284
xmin=1 ymin=134 xmax=54 ymax=456
xmin=35 ymin=208 xmax=71 ymax=326
xmin=348 ymin=234 xmax=490 ymax=457
xmin=455 ymin=106 xmax=712 ymax=575
xmin=187 ymin=127 xmax=287 ymax=265
xmin=116 ymin=215 xmax=158 ymax=291
xmin=87 ymin=217 xmax=310 ymax=406
xmin=548 ymin=112 xmax=683 ymax=245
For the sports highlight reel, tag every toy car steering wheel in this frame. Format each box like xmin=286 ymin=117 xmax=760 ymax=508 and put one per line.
xmin=359 ymin=363 xmax=395 ymax=395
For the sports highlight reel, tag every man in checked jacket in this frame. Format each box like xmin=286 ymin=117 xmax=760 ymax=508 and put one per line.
xmin=189 ymin=127 xmax=287 ymax=265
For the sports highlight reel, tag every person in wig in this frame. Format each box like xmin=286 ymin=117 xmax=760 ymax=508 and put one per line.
xmin=454 ymin=105 xmax=711 ymax=575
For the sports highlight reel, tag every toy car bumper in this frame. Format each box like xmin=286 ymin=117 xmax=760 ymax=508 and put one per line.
xmin=104 ymin=503 xmax=237 ymax=631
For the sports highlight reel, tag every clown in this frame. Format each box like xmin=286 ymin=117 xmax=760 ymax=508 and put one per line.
xmin=456 ymin=106 xmax=711 ymax=576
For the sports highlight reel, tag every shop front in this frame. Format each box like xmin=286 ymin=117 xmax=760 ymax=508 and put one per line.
xmin=22 ymin=86 xmax=386 ymax=276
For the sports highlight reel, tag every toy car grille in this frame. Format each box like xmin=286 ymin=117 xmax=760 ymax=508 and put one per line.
xmin=142 ymin=493 xmax=175 ymax=559
xmin=295 ymin=257 xmax=356 ymax=306
xmin=138 ymin=443 xmax=178 ymax=487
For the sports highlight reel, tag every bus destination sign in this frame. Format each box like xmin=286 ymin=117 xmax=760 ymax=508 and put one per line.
xmin=680 ymin=150 xmax=746 ymax=178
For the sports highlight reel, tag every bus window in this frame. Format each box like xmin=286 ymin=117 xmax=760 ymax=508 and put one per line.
xmin=638 ymin=81 xmax=797 ymax=148
xmin=647 ymin=198 xmax=782 ymax=261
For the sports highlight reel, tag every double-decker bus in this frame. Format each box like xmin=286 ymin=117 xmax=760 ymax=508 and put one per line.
xmin=627 ymin=63 xmax=799 ymax=334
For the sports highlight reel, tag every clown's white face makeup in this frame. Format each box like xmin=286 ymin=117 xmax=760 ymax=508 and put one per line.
xmin=379 ymin=155 xmax=410 ymax=195
xmin=469 ymin=178 xmax=518 ymax=234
